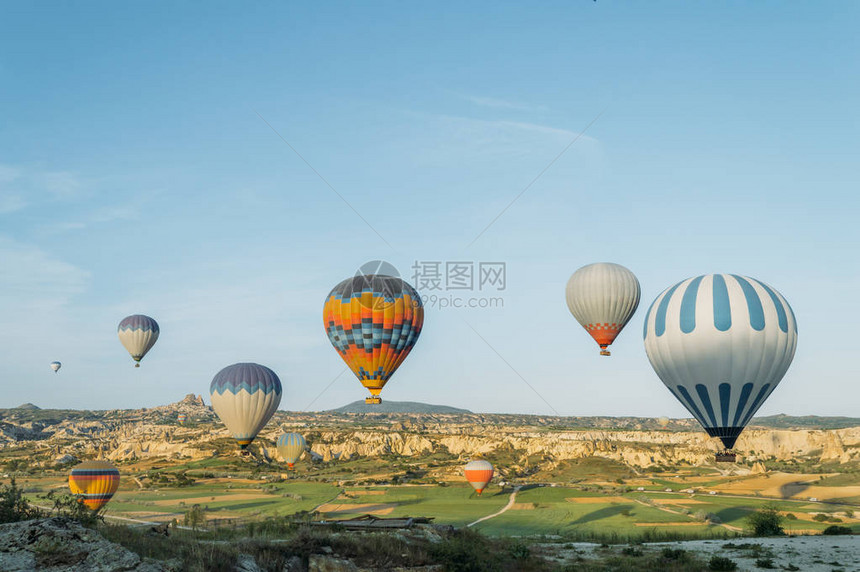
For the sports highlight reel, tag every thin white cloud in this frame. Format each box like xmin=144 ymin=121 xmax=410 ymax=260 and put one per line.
xmin=0 ymin=237 xmax=89 ymax=304
xmin=0 ymin=193 xmax=27 ymax=214
xmin=40 ymin=171 xmax=84 ymax=198
xmin=455 ymin=92 xmax=549 ymax=113
xmin=0 ymin=164 xmax=88 ymax=215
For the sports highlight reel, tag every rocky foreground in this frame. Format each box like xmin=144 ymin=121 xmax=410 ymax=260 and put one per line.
xmin=1 ymin=517 xmax=857 ymax=572
xmin=0 ymin=518 xmax=165 ymax=571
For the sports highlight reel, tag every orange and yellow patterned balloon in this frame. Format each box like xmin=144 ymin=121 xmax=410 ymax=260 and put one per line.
xmin=68 ymin=460 xmax=120 ymax=510
xmin=323 ymin=274 xmax=424 ymax=404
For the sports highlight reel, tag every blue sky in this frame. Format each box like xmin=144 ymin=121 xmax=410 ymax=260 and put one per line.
xmin=1 ymin=2 xmax=858 ymax=416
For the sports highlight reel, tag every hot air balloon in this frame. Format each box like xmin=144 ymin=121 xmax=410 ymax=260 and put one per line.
xmin=276 ymin=433 xmax=307 ymax=469
xmin=323 ymin=274 xmax=424 ymax=404
xmin=565 ymin=263 xmax=641 ymax=356
xmin=464 ymin=459 xmax=494 ymax=495
xmin=210 ymin=363 xmax=282 ymax=450
xmin=643 ymin=274 xmax=797 ymax=462
xmin=657 ymin=416 xmax=670 ymax=429
xmin=50 ymin=361 xmax=61 ymax=373
xmin=118 ymin=314 xmax=159 ymax=367
xmin=68 ymin=460 xmax=120 ymax=511
xmin=177 ymin=413 xmax=187 ymax=425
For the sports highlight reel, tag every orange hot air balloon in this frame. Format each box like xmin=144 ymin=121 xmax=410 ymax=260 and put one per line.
xmin=68 ymin=461 xmax=120 ymax=510
xmin=464 ymin=459 xmax=494 ymax=495
xmin=323 ymin=273 xmax=424 ymax=404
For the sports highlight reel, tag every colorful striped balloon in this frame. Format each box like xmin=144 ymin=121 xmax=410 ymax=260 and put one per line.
xmin=276 ymin=433 xmax=307 ymax=468
xmin=117 ymin=314 xmax=159 ymax=367
xmin=644 ymin=274 xmax=798 ymax=451
xmin=68 ymin=461 xmax=120 ymax=511
xmin=177 ymin=413 xmax=187 ymax=425
xmin=464 ymin=459 xmax=494 ymax=495
xmin=565 ymin=263 xmax=641 ymax=356
xmin=323 ymin=274 xmax=424 ymax=404
xmin=210 ymin=363 xmax=282 ymax=449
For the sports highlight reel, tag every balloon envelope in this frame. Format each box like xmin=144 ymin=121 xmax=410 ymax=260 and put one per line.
xmin=566 ymin=263 xmax=640 ymax=356
xmin=464 ymin=459 xmax=494 ymax=494
xmin=210 ymin=363 xmax=282 ymax=449
xmin=68 ymin=460 xmax=120 ymax=511
xmin=117 ymin=314 xmax=159 ymax=367
xmin=643 ymin=274 xmax=797 ymax=450
xmin=276 ymin=433 xmax=307 ymax=468
xmin=177 ymin=413 xmax=187 ymax=424
xmin=657 ymin=416 xmax=669 ymax=428
xmin=50 ymin=361 xmax=61 ymax=373
xmin=323 ymin=274 xmax=424 ymax=402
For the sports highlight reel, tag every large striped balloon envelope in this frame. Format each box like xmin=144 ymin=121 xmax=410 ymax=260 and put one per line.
xmin=464 ymin=459 xmax=494 ymax=495
xmin=68 ymin=460 xmax=120 ymax=511
xmin=644 ymin=274 xmax=797 ymax=453
xmin=210 ymin=363 xmax=282 ymax=449
xmin=323 ymin=274 xmax=424 ymax=404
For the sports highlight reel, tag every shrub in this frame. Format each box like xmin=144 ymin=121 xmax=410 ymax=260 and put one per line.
xmin=709 ymin=555 xmax=738 ymax=570
xmin=41 ymin=491 xmax=103 ymax=527
xmin=784 ymin=513 xmax=797 ymax=520
xmin=661 ymin=548 xmax=686 ymax=560
xmin=0 ymin=479 xmax=42 ymax=523
xmin=755 ymin=557 xmax=776 ymax=568
xmin=746 ymin=505 xmax=785 ymax=536
xmin=822 ymin=525 xmax=853 ymax=536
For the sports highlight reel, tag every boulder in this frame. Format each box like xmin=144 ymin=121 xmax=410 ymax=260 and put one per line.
xmin=0 ymin=517 xmax=165 ymax=571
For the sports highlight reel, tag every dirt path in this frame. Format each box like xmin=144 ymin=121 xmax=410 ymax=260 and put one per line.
xmin=631 ymin=498 xmax=743 ymax=532
xmin=467 ymin=486 xmax=522 ymax=528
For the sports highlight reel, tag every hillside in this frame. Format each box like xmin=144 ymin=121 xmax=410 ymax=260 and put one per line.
xmin=328 ymin=400 xmax=472 ymax=414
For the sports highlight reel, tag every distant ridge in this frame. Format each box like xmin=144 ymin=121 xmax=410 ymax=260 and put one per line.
xmin=14 ymin=403 xmax=40 ymax=410
xmin=751 ymin=414 xmax=860 ymax=430
xmin=329 ymin=400 xmax=472 ymax=414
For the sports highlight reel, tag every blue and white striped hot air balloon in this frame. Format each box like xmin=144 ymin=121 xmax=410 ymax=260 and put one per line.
xmin=210 ymin=363 xmax=282 ymax=450
xmin=643 ymin=274 xmax=797 ymax=458
xmin=117 ymin=314 xmax=159 ymax=367
xmin=276 ymin=433 xmax=306 ymax=469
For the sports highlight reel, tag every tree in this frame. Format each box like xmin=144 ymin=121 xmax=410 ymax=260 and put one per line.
xmin=183 ymin=503 xmax=205 ymax=530
xmin=746 ymin=505 xmax=785 ymax=536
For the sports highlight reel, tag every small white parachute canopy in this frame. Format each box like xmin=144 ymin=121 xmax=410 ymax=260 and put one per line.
xmin=565 ymin=263 xmax=640 ymax=356
xmin=643 ymin=274 xmax=798 ymax=450
xmin=50 ymin=361 xmax=61 ymax=373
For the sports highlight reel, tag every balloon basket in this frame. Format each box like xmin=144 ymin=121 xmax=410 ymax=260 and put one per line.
xmin=134 ymin=363 xmax=140 ymax=368
xmin=365 ymin=396 xmax=382 ymax=404
xmin=715 ymin=451 xmax=736 ymax=463
xmin=599 ymin=349 xmax=611 ymax=356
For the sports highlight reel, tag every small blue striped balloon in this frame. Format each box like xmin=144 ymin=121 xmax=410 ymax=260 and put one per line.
xmin=643 ymin=274 xmax=797 ymax=450
xmin=276 ymin=433 xmax=307 ymax=468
